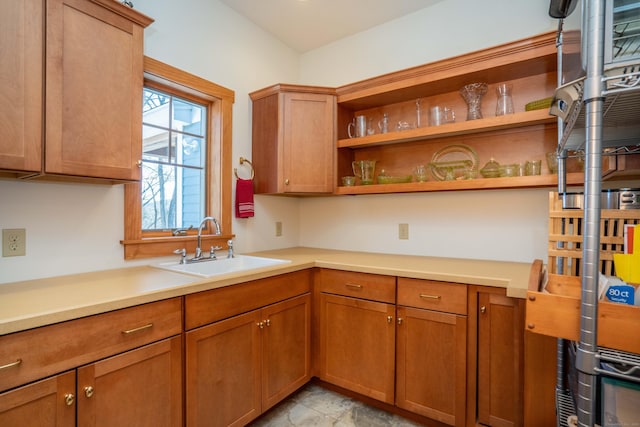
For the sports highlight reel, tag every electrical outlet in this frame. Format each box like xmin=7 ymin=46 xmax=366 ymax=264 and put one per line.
xmin=3 ymin=228 xmax=26 ymax=257
xmin=275 ymin=221 xmax=283 ymax=237
xmin=399 ymin=223 xmax=409 ymax=240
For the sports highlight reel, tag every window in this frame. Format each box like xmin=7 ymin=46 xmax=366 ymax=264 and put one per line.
xmin=141 ymin=88 xmax=206 ymax=231
xmin=122 ymin=57 xmax=234 ymax=260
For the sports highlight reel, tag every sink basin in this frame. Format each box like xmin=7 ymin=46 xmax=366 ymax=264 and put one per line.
xmin=152 ymin=255 xmax=291 ymax=278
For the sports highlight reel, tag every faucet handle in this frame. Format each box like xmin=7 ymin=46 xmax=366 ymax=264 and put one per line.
xmin=209 ymin=246 xmax=222 ymax=259
xmin=173 ymin=248 xmax=187 ymax=264
xmin=227 ymin=239 xmax=234 ymax=258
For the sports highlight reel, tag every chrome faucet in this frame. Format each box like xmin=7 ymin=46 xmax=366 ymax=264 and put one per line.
xmin=194 ymin=216 xmax=222 ymax=260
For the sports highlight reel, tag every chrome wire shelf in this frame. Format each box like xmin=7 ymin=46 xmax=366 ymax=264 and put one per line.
xmin=596 ymin=347 xmax=640 ymax=384
xmin=610 ymin=3 xmax=640 ymax=63
xmin=553 ymin=70 xmax=640 ymax=151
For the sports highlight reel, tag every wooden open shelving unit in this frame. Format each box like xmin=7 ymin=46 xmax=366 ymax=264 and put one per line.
xmin=334 ymin=31 xmax=569 ymax=195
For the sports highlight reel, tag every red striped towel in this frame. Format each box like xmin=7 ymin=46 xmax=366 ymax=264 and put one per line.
xmin=235 ymin=178 xmax=254 ymax=218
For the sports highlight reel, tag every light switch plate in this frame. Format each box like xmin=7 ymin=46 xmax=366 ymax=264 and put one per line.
xmin=3 ymin=228 xmax=26 ymax=257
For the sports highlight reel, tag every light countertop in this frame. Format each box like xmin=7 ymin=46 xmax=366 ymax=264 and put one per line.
xmin=0 ymin=247 xmax=537 ymax=335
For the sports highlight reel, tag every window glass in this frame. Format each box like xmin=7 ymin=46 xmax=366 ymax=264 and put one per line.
xmin=141 ymin=88 xmax=207 ymax=231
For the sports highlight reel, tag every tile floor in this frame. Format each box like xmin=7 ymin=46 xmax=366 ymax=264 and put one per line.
xmin=249 ymin=383 xmax=424 ymax=427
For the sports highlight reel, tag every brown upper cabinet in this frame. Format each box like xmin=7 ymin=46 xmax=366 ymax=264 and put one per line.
xmin=0 ymin=0 xmax=153 ymax=182
xmin=250 ymin=84 xmax=336 ymax=194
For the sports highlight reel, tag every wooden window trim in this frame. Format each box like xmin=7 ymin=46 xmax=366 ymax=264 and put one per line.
xmin=121 ymin=57 xmax=234 ymax=260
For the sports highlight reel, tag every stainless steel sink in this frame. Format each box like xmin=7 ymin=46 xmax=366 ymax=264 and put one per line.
xmin=152 ymin=255 xmax=290 ymax=278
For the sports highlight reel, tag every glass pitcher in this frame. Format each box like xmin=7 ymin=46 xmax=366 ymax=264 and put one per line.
xmin=352 ymin=160 xmax=376 ymax=185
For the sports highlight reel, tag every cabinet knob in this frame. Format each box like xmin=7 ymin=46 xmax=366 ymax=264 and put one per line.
xmin=480 ymin=306 xmax=486 ymax=314
xmin=64 ymin=393 xmax=75 ymax=406
xmin=257 ymin=321 xmax=264 ymax=329
xmin=527 ymin=323 xmax=535 ymax=330
xmin=136 ymin=160 xmax=142 ymax=168
xmin=284 ymin=179 xmax=289 ymax=185
xmin=265 ymin=319 xmax=271 ymax=327
xmin=84 ymin=386 xmax=94 ymax=398
xmin=397 ymin=317 xmax=403 ymax=325
xmin=387 ymin=315 xmax=393 ymax=324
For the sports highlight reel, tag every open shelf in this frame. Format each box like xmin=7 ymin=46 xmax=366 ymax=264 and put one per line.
xmin=338 ymin=109 xmax=555 ymax=149
xmin=333 ymin=32 xmax=567 ymax=196
xmin=336 ymin=173 xmax=585 ymax=195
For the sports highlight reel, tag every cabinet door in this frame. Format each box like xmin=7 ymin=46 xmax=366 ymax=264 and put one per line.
xmin=319 ymin=293 xmax=395 ymax=403
xmin=281 ymin=92 xmax=335 ymax=193
xmin=262 ymin=294 xmax=311 ymax=411
xmin=0 ymin=0 xmax=43 ymax=174
xmin=185 ymin=310 xmax=262 ymax=427
xmin=0 ymin=371 xmax=75 ymax=427
xmin=77 ymin=336 xmax=182 ymax=427
xmin=396 ymin=306 xmax=467 ymax=427
xmin=45 ymin=0 xmax=144 ymax=180
xmin=477 ymin=292 xmax=524 ymax=427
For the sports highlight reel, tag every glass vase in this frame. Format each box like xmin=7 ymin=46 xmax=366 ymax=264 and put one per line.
xmin=495 ymin=83 xmax=514 ymax=116
xmin=460 ymin=83 xmax=488 ymax=120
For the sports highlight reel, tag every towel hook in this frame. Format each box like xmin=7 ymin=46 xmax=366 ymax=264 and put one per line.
xmin=234 ymin=157 xmax=255 ymax=180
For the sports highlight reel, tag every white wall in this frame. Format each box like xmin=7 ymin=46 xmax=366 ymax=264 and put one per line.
xmin=294 ymin=0 xmax=574 ymax=262
xmin=299 ymin=0 xmax=568 ymax=86
xmin=0 ymin=0 xmax=576 ymax=284
xmin=299 ymin=189 xmax=549 ymax=263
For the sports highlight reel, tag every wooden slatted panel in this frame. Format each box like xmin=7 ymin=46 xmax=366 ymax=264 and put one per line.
xmin=547 ymin=191 xmax=640 ymax=277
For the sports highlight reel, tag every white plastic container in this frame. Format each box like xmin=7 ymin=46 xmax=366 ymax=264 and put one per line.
xmin=601 ymin=377 xmax=640 ymax=427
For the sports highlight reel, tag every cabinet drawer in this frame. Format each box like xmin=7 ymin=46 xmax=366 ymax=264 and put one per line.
xmin=317 ymin=269 xmax=396 ymax=303
xmin=185 ymin=270 xmax=312 ymax=330
xmin=0 ymin=297 xmax=182 ymax=393
xmin=397 ymin=278 xmax=467 ymax=315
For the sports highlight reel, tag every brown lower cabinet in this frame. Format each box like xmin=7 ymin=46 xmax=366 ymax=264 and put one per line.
xmin=474 ymin=289 xmax=524 ymax=427
xmin=0 ymin=298 xmax=183 ymax=427
xmin=183 ymin=271 xmax=312 ymax=427
xmin=319 ymin=293 xmax=396 ymax=403
xmin=185 ymin=292 xmax=311 ymax=427
xmin=468 ymin=286 xmax=556 ymax=427
xmin=0 ymin=336 xmax=182 ymax=427
xmin=318 ymin=271 xmax=469 ymax=427
xmin=0 ymin=372 xmax=75 ymax=427
xmin=0 ymin=268 xmax=554 ymax=427
xmin=318 ymin=270 xmax=554 ymax=427
xmin=395 ymin=277 xmax=468 ymax=427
